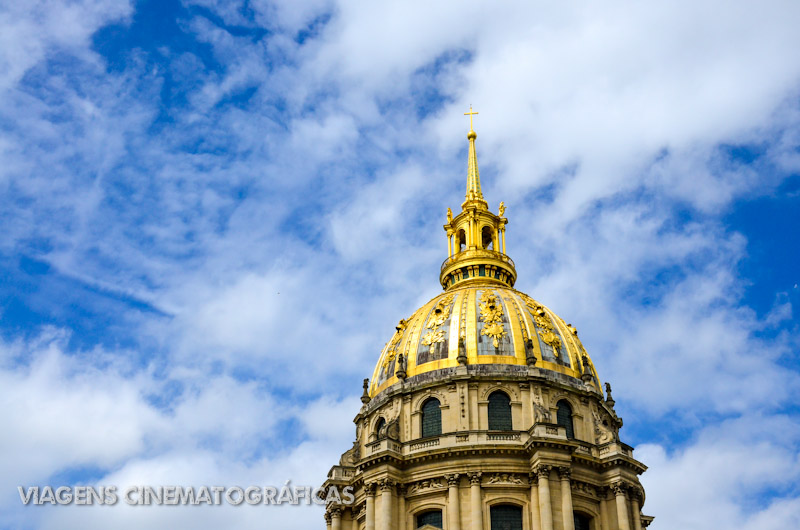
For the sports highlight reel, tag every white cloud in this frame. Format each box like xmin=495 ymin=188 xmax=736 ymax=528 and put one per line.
xmin=0 ymin=0 xmax=132 ymax=91
xmin=638 ymin=414 xmax=800 ymax=529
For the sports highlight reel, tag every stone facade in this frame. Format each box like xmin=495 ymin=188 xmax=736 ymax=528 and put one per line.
xmin=322 ymin=364 xmax=650 ymax=530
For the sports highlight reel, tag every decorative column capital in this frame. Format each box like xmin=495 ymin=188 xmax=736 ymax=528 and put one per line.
xmin=468 ymin=472 xmax=482 ymax=486
xmin=630 ymin=486 xmax=644 ymax=503
xmin=534 ymin=465 xmax=552 ymax=479
xmin=364 ymin=482 xmax=377 ymax=497
xmin=395 ymin=483 xmax=407 ymax=496
xmin=528 ymin=472 xmax=538 ymax=485
xmin=611 ymin=482 xmax=627 ymax=496
xmin=379 ymin=479 xmax=395 ymax=492
xmin=446 ymin=473 xmax=461 ymax=487
xmin=324 ymin=512 xmax=332 ymax=524
xmin=557 ymin=466 xmax=571 ymax=480
xmin=330 ymin=507 xmax=342 ymax=518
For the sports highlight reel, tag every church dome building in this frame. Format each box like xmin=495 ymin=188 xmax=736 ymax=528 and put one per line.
xmin=322 ymin=110 xmax=652 ymax=530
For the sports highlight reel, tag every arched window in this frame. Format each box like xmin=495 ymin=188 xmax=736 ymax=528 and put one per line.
xmin=481 ymin=225 xmax=494 ymax=250
xmin=421 ymin=398 xmax=442 ymax=438
xmin=557 ymin=400 xmax=575 ymax=439
xmin=574 ymin=512 xmax=592 ymax=530
xmin=416 ymin=509 xmax=443 ymax=528
xmin=490 ymin=504 xmax=523 ymax=530
xmin=374 ymin=417 xmax=386 ymax=438
xmin=457 ymin=229 xmax=466 ymax=252
xmin=487 ymin=391 xmax=512 ymax=430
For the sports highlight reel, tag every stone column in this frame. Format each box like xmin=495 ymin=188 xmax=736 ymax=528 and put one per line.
xmin=612 ymin=483 xmax=630 ymax=530
xmin=501 ymin=229 xmax=506 ymax=254
xmin=396 ymin=484 xmax=407 ymax=530
xmin=447 ymin=474 xmax=461 ymax=530
xmin=469 ymin=472 xmax=483 ymax=530
xmin=630 ymin=489 xmax=643 ymax=530
xmin=380 ymin=479 xmax=394 ymax=530
xmin=331 ymin=507 xmax=342 ymax=530
xmin=598 ymin=488 xmax=609 ymax=530
xmin=536 ymin=466 xmax=553 ymax=530
xmin=365 ymin=483 xmax=376 ymax=530
xmin=325 ymin=511 xmax=332 ymax=530
xmin=528 ymin=473 xmax=541 ymax=530
xmin=558 ymin=467 xmax=575 ymax=530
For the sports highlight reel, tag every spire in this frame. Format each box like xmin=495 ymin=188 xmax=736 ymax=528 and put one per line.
xmin=464 ymin=105 xmax=487 ymax=208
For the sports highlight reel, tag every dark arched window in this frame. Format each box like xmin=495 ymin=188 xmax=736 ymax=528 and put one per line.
xmin=490 ymin=504 xmax=523 ymax=530
xmin=557 ymin=400 xmax=575 ymax=439
xmin=374 ymin=417 xmax=386 ymax=438
xmin=488 ymin=391 xmax=512 ymax=430
xmin=416 ymin=509 xmax=443 ymax=528
xmin=481 ymin=225 xmax=494 ymax=250
xmin=421 ymin=398 xmax=442 ymax=438
xmin=574 ymin=512 xmax=592 ymax=530
xmin=457 ymin=229 xmax=466 ymax=252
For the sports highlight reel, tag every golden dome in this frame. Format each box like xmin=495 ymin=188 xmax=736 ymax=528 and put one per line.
xmin=369 ymin=109 xmax=599 ymax=397
xmin=369 ymin=282 xmax=599 ymax=396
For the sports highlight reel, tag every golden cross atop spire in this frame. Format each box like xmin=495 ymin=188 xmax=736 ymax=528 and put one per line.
xmin=464 ymin=105 xmax=478 ymax=131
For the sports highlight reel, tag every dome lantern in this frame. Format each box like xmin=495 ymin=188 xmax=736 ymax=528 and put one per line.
xmin=441 ymin=106 xmax=517 ymax=290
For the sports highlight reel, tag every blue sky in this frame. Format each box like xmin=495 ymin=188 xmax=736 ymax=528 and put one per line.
xmin=1 ymin=1 xmax=799 ymax=528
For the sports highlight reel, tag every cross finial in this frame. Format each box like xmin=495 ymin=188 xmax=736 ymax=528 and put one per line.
xmin=464 ymin=105 xmax=478 ymax=131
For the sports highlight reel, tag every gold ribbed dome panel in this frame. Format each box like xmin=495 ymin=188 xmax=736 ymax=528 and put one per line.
xmin=369 ymin=283 xmax=600 ymax=397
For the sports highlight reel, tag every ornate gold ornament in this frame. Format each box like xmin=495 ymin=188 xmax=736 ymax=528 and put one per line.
xmin=421 ymin=329 xmax=446 ymax=354
xmin=419 ymin=294 xmax=455 ymax=354
xmin=426 ymin=294 xmax=454 ymax=329
xmin=383 ymin=319 xmax=408 ymax=368
xmin=523 ymin=296 xmax=562 ymax=356
xmin=479 ymin=290 xmax=506 ymax=348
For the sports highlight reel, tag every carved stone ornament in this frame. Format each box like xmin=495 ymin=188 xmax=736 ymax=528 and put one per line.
xmin=611 ymin=482 xmax=627 ymax=496
xmin=339 ymin=440 xmax=360 ymax=465
xmin=468 ymin=472 xmax=483 ymax=485
xmin=593 ymin=410 xmax=615 ymax=444
xmin=364 ymin=483 xmax=377 ymax=496
xmin=385 ymin=418 xmax=400 ymax=441
xmin=532 ymin=387 xmax=551 ymax=423
xmin=535 ymin=465 xmax=552 ymax=479
xmin=361 ymin=379 xmax=371 ymax=404
xmin=407 ymin=478 xmax=445 ymax=495
xmin=487 ymin=473 xmax=523 ymax=485
xmin=445 ymin=474 xmax=461 ymax=487
xmin=557 ymin=467 xmax=571 ymax=480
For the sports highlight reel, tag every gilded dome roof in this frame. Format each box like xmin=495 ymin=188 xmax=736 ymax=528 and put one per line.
xmin=369 ymin=282 xmax=600 ymax=397
xmin=369 ymin=112 xmax=599 ymax=397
